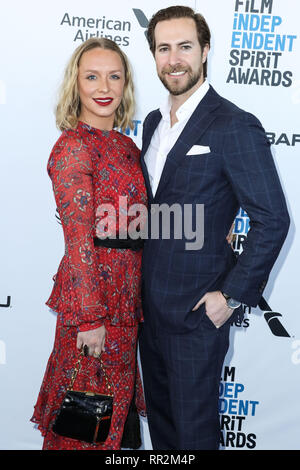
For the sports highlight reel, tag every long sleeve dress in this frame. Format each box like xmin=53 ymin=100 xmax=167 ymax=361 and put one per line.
xmin=31 ymin=121 xmax=147 ymax=450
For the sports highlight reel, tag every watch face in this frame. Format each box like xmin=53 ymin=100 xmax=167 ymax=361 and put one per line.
xmin=227 ymin=298 xmax=241 ymax=309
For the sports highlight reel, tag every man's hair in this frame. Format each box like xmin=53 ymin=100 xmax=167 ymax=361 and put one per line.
xmin=55 ymin=38 xmax=135 ymax=132
xmin=146 ymin=5 xmax=211 ymax=78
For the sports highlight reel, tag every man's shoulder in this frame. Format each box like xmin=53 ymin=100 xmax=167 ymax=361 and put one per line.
xmin=211 ymin=86 xmax=261 ymax=126
xmin=212 ymin=87 xmax=247 ymax=117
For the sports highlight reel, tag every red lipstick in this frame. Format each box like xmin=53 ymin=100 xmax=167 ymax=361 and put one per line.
xmin=93 ymin=97 xmax=113 ymax=107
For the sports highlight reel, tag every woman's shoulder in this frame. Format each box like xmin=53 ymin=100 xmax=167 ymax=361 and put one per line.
xmin=115 ymin=131 xmax=140 ymax=154
xmin=51 ymin=127 xmax=84 ymax=153
xmin=47 ymin=127 xmax=91 ymax=176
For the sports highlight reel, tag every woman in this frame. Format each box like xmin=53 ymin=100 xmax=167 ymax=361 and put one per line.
xmin=31 ymin=38 xmax=147 ymax=450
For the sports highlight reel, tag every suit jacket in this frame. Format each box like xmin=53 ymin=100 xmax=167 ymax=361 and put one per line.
xmin=141 ymin=85 xmax=290 ymax=332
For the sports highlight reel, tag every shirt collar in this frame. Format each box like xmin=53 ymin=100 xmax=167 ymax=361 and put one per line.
xmin=160 ymin=80 xmax=210 ymax=124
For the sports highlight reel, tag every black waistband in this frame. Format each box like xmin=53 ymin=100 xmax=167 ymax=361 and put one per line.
xmin=93 ymin=237 xmax=144 ymax=251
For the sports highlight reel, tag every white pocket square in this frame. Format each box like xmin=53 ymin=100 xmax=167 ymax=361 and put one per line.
xmin=186 ymin=145 xmax=211 ymax=156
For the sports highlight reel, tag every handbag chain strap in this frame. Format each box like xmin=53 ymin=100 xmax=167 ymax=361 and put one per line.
xmin=68 ymin=350 xmax=114 ymax=395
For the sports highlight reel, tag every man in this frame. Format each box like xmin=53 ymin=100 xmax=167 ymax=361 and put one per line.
xmin=139 ymin=6 xmax=290 ymax=450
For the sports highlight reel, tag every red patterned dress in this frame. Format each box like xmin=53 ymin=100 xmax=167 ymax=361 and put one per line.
xmin=31 ymin=121 xmax=147 ymax=450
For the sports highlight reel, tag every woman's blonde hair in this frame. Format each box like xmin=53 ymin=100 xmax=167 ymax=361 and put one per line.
xmin=55 ymin=38 xmax=135 ymax=132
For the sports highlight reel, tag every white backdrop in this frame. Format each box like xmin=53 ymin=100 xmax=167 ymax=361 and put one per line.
xmin=0 ymin=0 xmax=299 ymax=450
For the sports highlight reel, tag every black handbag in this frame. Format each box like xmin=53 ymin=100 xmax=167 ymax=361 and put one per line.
xmin=52 ymin=350 xmax=114 ymax=444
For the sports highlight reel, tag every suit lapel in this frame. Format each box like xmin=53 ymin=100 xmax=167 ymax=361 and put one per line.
xmin=140 ymin=110 xmax=162 ymax=202
xmin=153 ymin=86 xmax=221 ymax=201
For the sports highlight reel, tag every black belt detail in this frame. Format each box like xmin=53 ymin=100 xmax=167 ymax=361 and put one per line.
xmin=93 ymin=237 xmax=144 ymax=251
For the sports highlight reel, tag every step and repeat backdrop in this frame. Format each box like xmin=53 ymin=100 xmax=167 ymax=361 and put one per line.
xmin=0 ymin=0 xmax=299 ymax=450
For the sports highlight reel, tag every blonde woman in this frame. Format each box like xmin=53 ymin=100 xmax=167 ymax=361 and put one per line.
xmin=31 ymin=38 xmax=147 ymax=450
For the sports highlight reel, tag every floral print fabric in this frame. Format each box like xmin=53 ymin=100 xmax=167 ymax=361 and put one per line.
xmin=31 ymin=122 xmax=147 ymax=449
xmin=46 ymin=121 xmax=147 ymax=331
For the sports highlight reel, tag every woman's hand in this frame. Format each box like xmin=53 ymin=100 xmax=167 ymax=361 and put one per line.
xmin=76 ymin=325 xmax=106 ymax=357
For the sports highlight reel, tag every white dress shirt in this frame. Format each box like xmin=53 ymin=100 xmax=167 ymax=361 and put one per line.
xmin=144 ymin=80 xmax=210 ymax=197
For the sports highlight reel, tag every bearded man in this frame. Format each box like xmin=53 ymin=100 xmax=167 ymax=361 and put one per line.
xmin=139 ymin=5 xmax=290 ymax=450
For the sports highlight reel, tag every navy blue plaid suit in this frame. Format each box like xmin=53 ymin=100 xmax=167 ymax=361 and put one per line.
xmin=139 ymin=86 xmax=289 ymax=449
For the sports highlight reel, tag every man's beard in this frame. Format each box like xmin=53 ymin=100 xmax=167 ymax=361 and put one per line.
xmin=158 ymin=64 xmax=202 ymax=96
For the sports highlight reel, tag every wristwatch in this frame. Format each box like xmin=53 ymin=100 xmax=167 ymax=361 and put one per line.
xmin=221 ymin=292 xmax=241 ymax=310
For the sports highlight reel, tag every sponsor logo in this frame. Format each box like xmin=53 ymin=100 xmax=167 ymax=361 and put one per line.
xmin=60 ymin=12 xmax=131 ymax=46
xmin=132 ymin=8 xmax=149 ymax=37
xmin=231 ymin=303 xmax=290 ymax=337
xmin=0 ymin=296 xmax=11 ymax=308
xmin=231 ymin=208 xmax=250 ymax=256
xmin=258 ymin=296 xmax=290 ymax=337
xmin=266 ymin=132 xmax=300 ymax=146
xmin=264 ymin=312 xmax=290 ymax=337
xmin=232 ymin=207 xmax=290 ymax=337
xmin=219 ymin=366 xmax=259 ymax=449
xmin=118 ymin=119 xmax=142 ymax=138
xmin=233 ymin=305 xmax=250 ymax=329
xmin=227 ymin=0 xmax=298 ymax=87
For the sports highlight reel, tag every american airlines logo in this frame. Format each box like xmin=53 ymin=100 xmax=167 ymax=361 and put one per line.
xmin=132 ymin=8 xmax=149 ymax=35
xmin=232 ymin=228 xmax=290 ymax=338
xmin=264 ymin=311 xmax=290 ymax=337
xmin=258 ymin=297 xmax=290 ymax=337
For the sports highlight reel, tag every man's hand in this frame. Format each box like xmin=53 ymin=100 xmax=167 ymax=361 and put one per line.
xmin=192 ymin=291 xmax=234 ymax=328
xmin=76 ymin=325 xmax=106 ymax=357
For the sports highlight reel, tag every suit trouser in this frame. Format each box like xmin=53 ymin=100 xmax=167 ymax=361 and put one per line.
xmin=139 ymin=309 xmax=231 ymax=450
